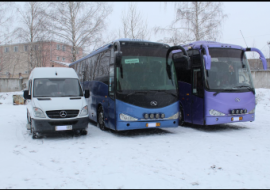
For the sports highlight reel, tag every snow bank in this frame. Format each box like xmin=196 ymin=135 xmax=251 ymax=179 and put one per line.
xmin=0 ymin=89 xmax=269 ymax=188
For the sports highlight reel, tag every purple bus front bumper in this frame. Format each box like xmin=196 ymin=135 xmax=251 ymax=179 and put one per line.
xmin=205 ymin=114 xmax=255 ymax=125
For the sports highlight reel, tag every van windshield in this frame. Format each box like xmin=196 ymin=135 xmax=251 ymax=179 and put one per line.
xmin=33 ymin=78 xmax=83 ymax=97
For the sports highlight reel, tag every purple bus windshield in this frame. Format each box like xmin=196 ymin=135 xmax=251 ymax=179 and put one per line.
xmin=204 ymin=48 xmax=254 ymax=91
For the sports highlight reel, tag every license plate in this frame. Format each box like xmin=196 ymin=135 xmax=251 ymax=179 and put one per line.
xmin=231 ymin=117 xmax=243 ymax=122
xmin=55 ymin=125 xmax=72 ymax=131
xmin=146 ymin=123 xmax=161 ymax=128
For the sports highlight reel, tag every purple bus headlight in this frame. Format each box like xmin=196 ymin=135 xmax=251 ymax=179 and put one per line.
xmin=209 ymin=109 xmax=225 ymax=116
xmin=120 ymin=113 xmax=138 ymax=121
xmin=248 ymin=108 xmax=255 ymax=114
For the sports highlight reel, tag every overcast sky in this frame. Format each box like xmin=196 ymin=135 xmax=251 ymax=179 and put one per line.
xmin=10 ymin=2 xmax=270 ymax=59
xmin=107 ymin=2 xmax=270 ymax=59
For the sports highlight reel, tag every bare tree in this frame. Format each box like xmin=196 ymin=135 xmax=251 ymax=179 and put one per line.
xmin=119 ymin=3 xmax=151 ymax=40
xmin=0 ymin=2 xmax=15 ymax=44
xmin=45 ymin=2 xmax=112 ymax=62
xmin=155 ymin=2 xmax=227 ymax=45
xmin=13 ymin=2 xmax=51 ymax=70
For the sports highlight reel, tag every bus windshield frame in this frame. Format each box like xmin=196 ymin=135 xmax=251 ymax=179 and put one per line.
xmin=202 ymin=48 xmax=254 ymax=92
xmin=115 ymin=42 xmax=178 ymax=94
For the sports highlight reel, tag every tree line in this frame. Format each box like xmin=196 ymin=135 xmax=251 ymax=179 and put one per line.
xmin=0 ymin=2 xmax=227 ymax=66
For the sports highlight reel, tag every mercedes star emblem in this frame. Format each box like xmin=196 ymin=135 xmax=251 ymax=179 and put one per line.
xmin=60 ymin=111 xmax=67 ymax=118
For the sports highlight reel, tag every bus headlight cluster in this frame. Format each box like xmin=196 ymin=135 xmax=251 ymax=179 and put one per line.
xmin=248 ymin=108 xmax=255 ymax=114
xmin=120 ymin=113 xmax=138 ymax=121
xmin=144 ymin=113 xmax=165 ymax=119
xmin=209 ymin=109 xmax=225 ymax=116
xmin=166 ymin=112 xmax=179 ymax=120
xmin=230 ymin=109 xmax=248 ymax=115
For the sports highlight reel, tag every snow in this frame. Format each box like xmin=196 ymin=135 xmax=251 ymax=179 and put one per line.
xmin=0 ymin=89 xmax=270 ymax=188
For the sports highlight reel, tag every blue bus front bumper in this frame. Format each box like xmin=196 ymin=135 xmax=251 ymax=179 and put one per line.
xmin=116 ymin=119 xmax=178 ymax=131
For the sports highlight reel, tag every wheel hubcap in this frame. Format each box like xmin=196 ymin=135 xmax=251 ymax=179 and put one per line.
xmin=99 ymin=112 xmax=104 ymax=124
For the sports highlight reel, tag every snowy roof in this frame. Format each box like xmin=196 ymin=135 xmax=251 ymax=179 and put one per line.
xmin=29 ymin=67 xmax=78 ymax=79
xmin=51 ymin=60 xmax=71 ymax=67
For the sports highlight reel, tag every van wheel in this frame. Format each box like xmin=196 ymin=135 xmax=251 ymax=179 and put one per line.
xmin=179 ymin=106 xmax=185 ymax=126
xmin=81 ymin=129 xmax=88 ymax=135
xmin=97 ymin=106 xmax=106 ymax=131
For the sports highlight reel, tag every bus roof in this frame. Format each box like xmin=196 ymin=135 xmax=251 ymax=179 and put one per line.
xmin=184 ymin=41 xmax=243 ymax=50
xmin=172 ymin=41 xmax=244 ymax=54
xmin=69 ymin=38 xmax=166 ymax=67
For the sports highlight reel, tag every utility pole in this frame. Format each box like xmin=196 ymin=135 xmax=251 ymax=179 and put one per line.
xmin=267 ymin=41 xmax=270 ymax=67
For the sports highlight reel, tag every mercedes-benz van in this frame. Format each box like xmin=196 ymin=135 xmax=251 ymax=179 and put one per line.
xmin=23 ymin=67 xmax=90 ymax=139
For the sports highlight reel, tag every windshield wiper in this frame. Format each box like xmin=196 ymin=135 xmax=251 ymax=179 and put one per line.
xmin=149 ymin=90 xmax=178 ymax=98
xmin=125 ymin=91 xmax=148 ymax=97
xmin=213 ymin=89 xmax=237 ymax=96
xmin=232 ymin=85 xmax=255 ymax=94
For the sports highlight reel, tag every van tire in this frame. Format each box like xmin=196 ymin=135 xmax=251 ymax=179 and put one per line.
xmin=97 ymin=106 xmax=106 ymax=131
xmin=81 ymin=129 xmax=88 ymax=135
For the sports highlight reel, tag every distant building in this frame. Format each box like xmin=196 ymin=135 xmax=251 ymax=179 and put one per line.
xmin=0 ymin=41 xmax=83 ymax=78
xmin=248 ymin=58 xmax=270 ymax=71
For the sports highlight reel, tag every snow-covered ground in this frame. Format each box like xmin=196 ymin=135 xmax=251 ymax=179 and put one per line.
xmin=0 ymin=89 xmax=270 ymax=189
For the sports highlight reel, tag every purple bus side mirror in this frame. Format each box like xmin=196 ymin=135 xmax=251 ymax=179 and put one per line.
xmin=246 ymin=48 xmax=267 ymax=70
xmin=204 ymin=55 xmax=211 ymax=70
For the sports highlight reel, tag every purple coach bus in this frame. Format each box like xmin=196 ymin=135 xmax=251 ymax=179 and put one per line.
xmin=172 ymin=41 xmax=267 ymax=126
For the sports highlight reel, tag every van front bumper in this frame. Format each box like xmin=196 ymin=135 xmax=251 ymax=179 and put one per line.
xmin=32 ymin=117 xmax=88 ymax=133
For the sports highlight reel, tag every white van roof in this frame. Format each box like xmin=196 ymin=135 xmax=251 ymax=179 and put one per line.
xmin=29 ymin=67 xmax=78 ymax=79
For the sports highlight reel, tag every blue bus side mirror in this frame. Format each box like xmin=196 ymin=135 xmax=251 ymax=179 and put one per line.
xmin=183 ymin=55 xmax=191 ymax=70
xmin=84 ymin=90 xmax=90 ymax=98
xmin=23 ymin=90 xmax=31 ymax=100
xmin=115 ymin=52 xmax=122 ymax=68
xmin=115 ymin=51 xmax=123 ymax=78
xmin=204 ymin=55 xmax=211 ymax=70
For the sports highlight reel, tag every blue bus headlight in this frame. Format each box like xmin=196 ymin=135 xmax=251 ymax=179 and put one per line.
xmin=150 ymin=114 xmax=154 ymax=119
xmin=144 ymin=114 xmax=149 ymax=119
xmin=120 ymin=113 xmax=138 ymax=121
xmin=209 ymin=109 xmax=225 ymax=116
xmin=161 ymin=114 xmax=165 ymax=119
xmin=155 ymin=114 xmax=160 ymax=119
xmin=167 ymin=112 xmax=179 ymax=120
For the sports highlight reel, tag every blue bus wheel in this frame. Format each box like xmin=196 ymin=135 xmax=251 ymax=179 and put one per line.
xmin=98 ymin=106 xmax=106 ymax=131
xmin=179 ymin=106 xmax=185 ymax=126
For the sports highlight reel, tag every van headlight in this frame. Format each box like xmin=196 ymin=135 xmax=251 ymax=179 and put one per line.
xmin=79 ymin=106 xmax=88 ymax=116
xmin=166 ymin=112 xmax=179 ymax=120
xmin=33 ymin=107 xmax=46 ymax=118
xmin=248 ymin=108 xmax=255 ymax=114
xmin=209 ymin=109 xmax=225 ymax=116
xmin=120 ymin=113 xmax=138 ymax=121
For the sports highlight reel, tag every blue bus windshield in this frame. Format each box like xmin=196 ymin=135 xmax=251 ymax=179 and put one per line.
xmin=116 ymin=45 xmax=178 ymax=92
xmin=204 ymin=48 xmax=254 ymax=90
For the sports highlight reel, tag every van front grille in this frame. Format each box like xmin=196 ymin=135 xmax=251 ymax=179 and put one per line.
xmin=46 ymin=110 xmax=80 ymax=118
xmin=48 ymin=120 xmax=78 ymax=126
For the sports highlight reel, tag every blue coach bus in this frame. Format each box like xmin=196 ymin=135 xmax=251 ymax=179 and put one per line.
xmin=70 ymin=39 xmax=189 ymax=131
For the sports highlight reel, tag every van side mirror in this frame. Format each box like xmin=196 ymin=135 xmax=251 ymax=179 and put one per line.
xmin=23 ymin=90 xmax=31 ymax=100
xmin=84 ymin=90 xmax=90 ymax=98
